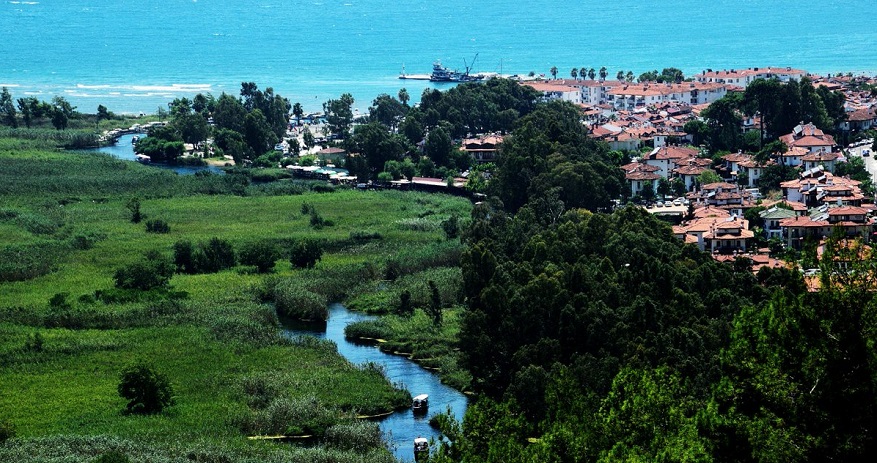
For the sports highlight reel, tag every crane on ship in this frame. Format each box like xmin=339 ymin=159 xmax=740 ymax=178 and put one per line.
xmin=463 ymin=53 xmax=479 ymax=78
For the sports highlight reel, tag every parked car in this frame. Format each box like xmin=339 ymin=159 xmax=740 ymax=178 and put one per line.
xmin=656 ymin=201 xmax=664 ymax=207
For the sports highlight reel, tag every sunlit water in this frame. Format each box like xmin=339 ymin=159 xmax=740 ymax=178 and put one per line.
xmin=3 ymin=0 xmax=876 ymax=115
xmin=282 ymin=303 xmax=469 ymax=462
xmin=93 ymin=133 xmax=223 ymax=175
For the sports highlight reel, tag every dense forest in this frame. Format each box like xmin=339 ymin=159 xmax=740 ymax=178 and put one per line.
xmin=420 ymin=100 xmax=877 ymax=462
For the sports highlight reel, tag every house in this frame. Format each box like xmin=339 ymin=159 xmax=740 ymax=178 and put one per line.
xmin=523 ymin=81 xmax=582 ymax=104
xmin=779 ymin=122 xmax=836 ymax=154
xmin=461 ymin=134 xmax=503 ymax=163
xmin=676 ymin=214 xmax=754 ymax=253
xmin=621 ymin=161 xmax=661 ymax=197
xmin=843 ymin=106 xmax=877 ymax=132
xmin=759 ymin=206 xmax=797 ymax=239
xmin=695 ymin=66 xmax=807 ymax=87
xmin=800 ymin=151 xmax=840 ymax=173
xmin=643 ymin=145 xmax=699 ymax=178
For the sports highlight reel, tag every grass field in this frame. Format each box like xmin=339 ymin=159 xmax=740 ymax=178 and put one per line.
xmin=0 ymin=138 xmax=472 ymax=461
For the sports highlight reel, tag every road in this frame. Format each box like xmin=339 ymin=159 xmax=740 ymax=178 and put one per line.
xmin=847 ymin=139 xmax=876 ymax=184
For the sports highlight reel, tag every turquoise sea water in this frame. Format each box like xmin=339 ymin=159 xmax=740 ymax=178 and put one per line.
xmin=3 ymin=0 xmax=877 ymax=114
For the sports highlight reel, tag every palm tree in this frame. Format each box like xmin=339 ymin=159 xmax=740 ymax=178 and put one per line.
xmin=570 ymin=68 xmax=578 ymax=80
xmin=398 ymin=88 xmax=410 ymax=106
xmin=580 ymin=67 xmax=587 ymax=81
xmin=626 ymin=71 xmax=634 ymax=82
xmin=588 ymin=68 xmax=596 ymax=80
xmin=617 ymin=70 xmax=624 ymax=81
xmin=599 ymin=66 xmax=608 ymax=81
xmin=550 ymin=66 xmax=558 ymax=80
xmin=292 ymin=102 xmax=303 ymax=124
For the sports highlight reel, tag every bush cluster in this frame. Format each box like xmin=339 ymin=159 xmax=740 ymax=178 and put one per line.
xmin=173 ymin=238 xmax=236 ymax=274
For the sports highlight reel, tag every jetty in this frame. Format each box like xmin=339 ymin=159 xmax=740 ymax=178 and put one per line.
xmin=398 ymin=74 xmax=432 ymax=80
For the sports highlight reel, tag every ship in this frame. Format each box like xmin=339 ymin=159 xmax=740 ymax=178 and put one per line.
xmin=429 ymin=60 xmax=483 ymax=83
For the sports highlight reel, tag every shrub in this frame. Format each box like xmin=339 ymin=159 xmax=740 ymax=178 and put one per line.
xmin=92 ymin=451 xmax=130 ymax=463
xmin=274 ymin=279 xmax=327 ymax=320
xmin=349 ymin=230 xmax=383 ymax=241
xmin=290 ymin=239 xmax=323 ymax=269
xmin=144 ymin=219 xmax=170 ymax=234
xmin=193 ymin=237 xmax=236 ymax=273
xmin=323 ymin=421 xmax=384 ymax=452
xmin=69 ymin=230 xmax=106 ymax=250
xmin=239 ymin=240 xmax=280 ymax=273
xmin=0 ymin=420 xmax=15 ymax=443
xmin=117 ymin=362 xmax=174 ymax=414
xmin=113 ymin=250 xmax=174 ymax=291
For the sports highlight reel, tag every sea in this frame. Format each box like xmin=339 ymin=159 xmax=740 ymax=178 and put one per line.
xmin=2 ymin=0 xmax=877 ymax=115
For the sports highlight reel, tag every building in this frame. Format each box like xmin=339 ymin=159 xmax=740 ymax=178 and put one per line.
xmin=695 ymin=67 xmax=807 ymax=87
xmin=779 ymin=122 xmax=836 ymax=154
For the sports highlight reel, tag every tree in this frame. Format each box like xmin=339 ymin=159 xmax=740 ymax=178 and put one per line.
xmin=239 ymin=240 xmax=280 ymax=273
xmin=657 ymin=177 xmax=671 ymax=197
xmin=398 ymin=290 xmax=413 ymax=316
xmin=324 ymin=93 xmax=355 ymax=139
xmin=369 ymin=93 xmax=405 ymax=129
xmin=702 ymin=95 xmax=743 ymax=152
xmin=244 ymin=109 xmax=278 ymax=157
xmin=126 ymin=197 xmax=143 ymax=223
xmin=96 ymin=104 xmax=112 ymax=123
xmin=599 ymin=66 xmax=608 ymax=81
xmin=426 ymin=126 xmax=453 ymax=167
xmin=550 ymin=66 xmax=558 ymax=80
xmin=427 ymin=280 xmax=443 ymax=327
xmin=442 ymin=214 xmax=460 ymax=240
xmin=570 ymin=68 xmax=578 ymax=80
xmin=625 ymin=71 xmax=634 ymax=82
xmin=588 ymin=68 xmax=596 ymax=80
xmin=617 ymin=70 xmax=625 ymax=81
xmin=0 ymin=87 xmax=17 ymax=127
xmin=292 ymin=102 xmax=304 ymax=124
xmin=398 ymin=88 xmax=410 ymax=107
xmin=118 ymin=362 xmax=174 ymax=414
xmin=50 ymin=96 xmax=76 ymax=130
xmin=580 ymin=67 xmax=587 ymax=81
xmin=697 ymin=169 xmax=722 ymax=186
xmin=744 ymin=78 xmax=783 ymax=147
xmin=290 ymin=239 xmax=323 ymax=269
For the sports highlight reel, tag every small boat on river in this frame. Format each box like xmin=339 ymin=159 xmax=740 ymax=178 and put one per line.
xmin=413 ymin=437 xmax=429 ymax=460
xmin=412 ymin=394 xmax=429 ymax=414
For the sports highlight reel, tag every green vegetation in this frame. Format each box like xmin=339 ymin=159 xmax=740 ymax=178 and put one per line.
xmin=0 ymin=137 xmax=471 ymax=460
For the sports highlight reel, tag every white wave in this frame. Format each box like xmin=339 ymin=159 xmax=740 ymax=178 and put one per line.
xmin=76 ymin=84 xmax=115 ymax=90
xmin=130 ymin=84 xmax=213 ymax=92
xmin=0 ymin=83 xmax=21 ymax=88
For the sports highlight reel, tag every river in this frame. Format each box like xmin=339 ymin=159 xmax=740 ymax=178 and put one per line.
xmin=94 ymin=133 xmax=223 ymax=175
xmin=282 ymin=303 xmax=469 ymax=462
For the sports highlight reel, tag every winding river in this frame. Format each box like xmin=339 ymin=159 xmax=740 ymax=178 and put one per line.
xmin=282 ymin=303 xmax=469 ymax=462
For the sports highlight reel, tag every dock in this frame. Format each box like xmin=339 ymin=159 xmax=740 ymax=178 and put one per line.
xmin=398 ymin=74 xmax=432 ymax=80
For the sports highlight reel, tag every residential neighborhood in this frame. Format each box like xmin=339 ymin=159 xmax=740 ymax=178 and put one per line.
xmin=521 ymin=66 xmax=877 ymax=281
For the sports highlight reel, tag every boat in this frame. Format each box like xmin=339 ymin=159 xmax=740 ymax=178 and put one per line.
xmin=413 ymin=437 xmax=429 ymax=461
xmin=429 ymin=56 xmax=484 ymax=83
xmin=131 ymin=136 xmax=139 ymax=145
xmin=412 ymin=393 xmax=429 ymax=414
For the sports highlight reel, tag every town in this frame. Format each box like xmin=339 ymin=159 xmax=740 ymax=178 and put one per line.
xmin=513 ymin=67 xmax=877 ymax=282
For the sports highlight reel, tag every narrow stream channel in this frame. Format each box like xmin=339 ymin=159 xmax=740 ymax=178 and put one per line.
xmin=282 ymin=303 xmax=469 ymax=462
xmin=93 ymin=133 xmax=223 ymax=175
